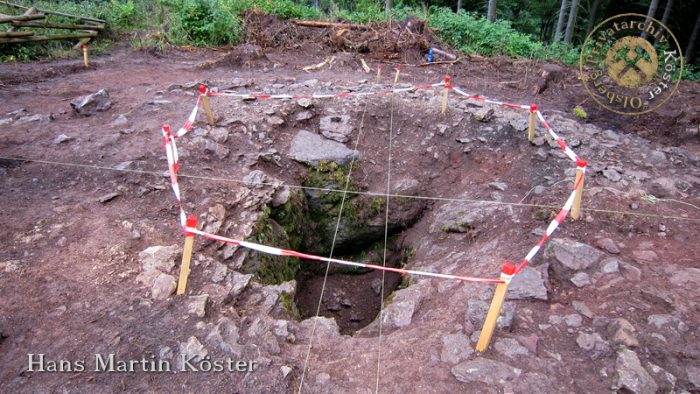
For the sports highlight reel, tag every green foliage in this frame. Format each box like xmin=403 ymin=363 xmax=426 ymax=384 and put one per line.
xmin=573 ymin=106 xmax=587 ymax=119
xmin=279 ymin=292 xmax=301 ymax=320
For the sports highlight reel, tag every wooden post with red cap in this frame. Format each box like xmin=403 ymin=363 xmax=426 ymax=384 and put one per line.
xmin=476 ymin=262 xmax=516 ymax=352
xmin=82 ymin=45 xmax=89 ymax=68
xmin=441 ymin=75 xmax=451 ymax=114
xmin=176 ymin=215 xmax=198 ymax=295
xmin=199 ymin=85 xmax=215 ymax=126
xmin=571 ymin=159 xmax=587 ymax=220
xmin=528 ymin=104 xmax=538 ymax=142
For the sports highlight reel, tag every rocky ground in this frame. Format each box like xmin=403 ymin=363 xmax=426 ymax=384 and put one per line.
xmin=0 ymin=43 xmax=699 ymax=393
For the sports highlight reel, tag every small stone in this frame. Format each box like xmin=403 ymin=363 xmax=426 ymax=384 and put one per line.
xmin=687 ymin=365 xmax=700 ymax=388
xmin=243 ymin=170 xmax=267 ymax=188
xmin=576 ymin=332 xmax=609 ymax=359
xmin=53 ymin=134 xmax=73 ymax=144
xmin=601 ymin=258 xmax=620 ymax=273
xmin=139 ymin=245 xmax=179 ymax=272
xmin=620 ymin=262 xmax=642 ymax=281
xmin=613 ymin=349 xmax=657 ymax=394
xmin=111 ymin=114 xmax=128 ymax=126
xmin=572 ymin=301 xmax=594 ymax=319
xmin=440 ymin=333 xmax=473 ymax=364
xmin=571 ymin=272 xmax=591 ymax=287
xmin=596 ymin=238 xmax=620 ymax=254
xmin=71 ymin=89 xmax=112 ymax=116
xmin=281 ymin=365 xmax=292 ymax=378
xmin=209 ymin=127 xmax=230 ymax=143
xmin=230 ymin=272 xmax=253 ymax=298
xmin=297 ymin=98 xmax=313 ymax=108
xmin=188 ymin=294 xmax=209 ymax=318
xmin=507 ymin=266 xmax=548 ymax=300
xmin=494 ymin=338 xmax=529 ymax=358
xmin=98 ymin=192 xmax=120 ymax=203
xmin=646 ymin=314 xmax=679 ymax=329
xmin=534 ymin=148 xmax=548 ymax=161
xmin=603 ymin=168 xmax=622 ymax=182
xmin=632 ymin=250 xmax=657 ymax=262
xmin=473 ymin=107 xmax=495 ymax=122
xmin=266 ymin=116 xmax=285 ymax=126
xmin=451 ymin=358 xmax=521 ymax=385
xmin=178 ymin=336 xmax=208 ymax=369
xmin=564 ymin=314 xmax=583 ymax=327
xmin=295 ymin=110 xmax=313 ymax=121
xmin=509 ymin=119 xmax=528 ymax=131
xmin=488 ymin=182 xmax=507 ymax=191
xmin=151 ymin=273 xmax=177 ymax=300
xmin=437 ymin=124 xmax=449 ymax=135
xmin=609 ymin=318 xmax=639 ymax=348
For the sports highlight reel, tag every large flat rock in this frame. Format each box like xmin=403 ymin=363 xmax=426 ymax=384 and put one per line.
xmin=288 ymin=129 xmax=361 ymax=166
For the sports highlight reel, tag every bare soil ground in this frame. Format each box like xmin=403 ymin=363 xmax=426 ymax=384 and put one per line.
xmin=1 ymin=20 xmax=699 ymax=393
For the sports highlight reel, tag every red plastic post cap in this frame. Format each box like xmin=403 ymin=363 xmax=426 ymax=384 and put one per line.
xmin=186 ymin=215 xmax=198 ymax=227
xmin=82 ymin=45 xmax=88 ymax=49
xmin=199 ymin=85 xmax=207 ymax=94
xmin=576 ymin=159 xmax=588 ymax=168
xmin=444 ymin=75 xmax=451 ymax=83
xmin=163 ymin=124 xmax=170 ymax=132
xmin=530 ymin=104 xmax=538 ymax=112
xmin=502 ymin=262 xmax=516 ymax=275
xmin=395 ymin=67 xmax=401 ymax=71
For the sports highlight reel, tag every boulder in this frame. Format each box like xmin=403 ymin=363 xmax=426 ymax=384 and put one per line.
xmin=319 ymin=115 xmax=353 ymax=143
xmin=139 ymin=245 xmax=179 ymax=273
xmin=430 ymin=201 xmax=501 ymax=234
xmin=151 ymin=273 xmax=177 ymax=300
xmin=507 ymin=266 xmax=548 ymax=300
xmin=288 ymin=130 xmax=361 ymax=166
xmin=546 ymin=238 xmax=604 ymax=279
xmin=440 ymin=333 xmax=473 ymax=364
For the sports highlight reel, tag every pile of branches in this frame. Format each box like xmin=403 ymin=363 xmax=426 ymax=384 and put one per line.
xmin=242 ymin=11 xmax=436 ymax=62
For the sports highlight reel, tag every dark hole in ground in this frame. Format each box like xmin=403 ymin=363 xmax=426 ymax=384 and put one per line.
xmin=295 ymin=245 xmax=410 ymax=335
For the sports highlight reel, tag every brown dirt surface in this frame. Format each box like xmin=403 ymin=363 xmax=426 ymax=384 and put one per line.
xmin=1 ymin=17 xmax=699 ymax=393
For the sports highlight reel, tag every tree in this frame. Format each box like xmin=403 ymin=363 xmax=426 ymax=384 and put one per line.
xmin=554 ymin=0 xmax=568 ymax=42
xmin=564 ymin=0 xmax=579 ymax=43
xmin=457 ymin=0 xmax=463 ymax=12
xmin=686 ymin=10 xmax=700 ymax=63
xmin=641 ymin=0 xmax=659 ymax=39
xmin=487 ymin=0 xmax=497 ymax=22
xmin=385 ymin=0 xmax=392 ymax=14
xmin=654 ymin=0 xmax=673 ymax=45
xmin=585 ymin=0 xmax=602 ymax=36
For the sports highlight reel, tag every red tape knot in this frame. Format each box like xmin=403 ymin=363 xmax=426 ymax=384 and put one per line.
xmin=502 ymin=262 xmax=516 ymax=275
xmin=530 ymin=104 xmax=538 ymax=112
xmin=576 ymin=158 xmax=588 ymax=168
xmin=198 ymin=85 xmax=207 ymax=95
xmin=444 ymin=75 xmax=451 ymax=84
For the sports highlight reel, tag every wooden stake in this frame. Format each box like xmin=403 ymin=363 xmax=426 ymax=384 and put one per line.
xmin=476 ymin=263 xmax=515 ymax=352
xmin=393 ymin=67 xmax=400 ymax=83
xmin=82 ymin=44 xmax=89 ymax=67
xmin=570 ymin=159 xmax=587 ymax=220
xmin=528 ymin=104 xmax=537 ymax=142
xmin=441 ymin=75 xmax=451 ymax=114
xmin=177 ymin=216 xmax=198 ymax=295
xmin=199 ymin=85 xmax=215 ymax=126
xmin=376 ymin=65 xmax=382 ymax=84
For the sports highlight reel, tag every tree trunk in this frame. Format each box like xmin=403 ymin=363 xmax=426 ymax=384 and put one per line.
xmin=457 ymin=0 xmax=463 ymax=12
xmin=385 ymin=0 xmax=392 ymax=14
xmin=685 ymin=10 xmax=700 ymax=63
xmin=585 ymin=0 xmax=601 ymax=36
xmin=487 ymin=0 xmax=497 ymax=22
xmin=564 ymin=0 xmax=579 ymax=43
xmin=654 ymin=0 xmax=674 ymax=45
xmin=314 ymin=0 xmax=319 ymax=12
xmin=641 ymin=0 xmax=660 ymax=39
xmin=554 ymin=0 xmax=568 ymax=42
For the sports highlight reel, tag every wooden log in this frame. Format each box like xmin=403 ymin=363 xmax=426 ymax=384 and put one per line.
xmin=7 ymin=6 xmax=36 ymax=32
xmin=294 ymin=20 xmax=367 ymax=29
xmin=11 ymin=21 xmax=105 ymax=30
xmin=0 ymin=13 xmax=45 ymax=23
xmin=0 ymin=31 xmax=33 ymax=37
xmin=0 ymin=32 xmax=97 ymax=44
xmin=0 ymin=1 xmax=105 ymax=23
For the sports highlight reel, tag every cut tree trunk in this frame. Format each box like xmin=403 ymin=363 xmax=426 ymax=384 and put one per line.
xmin=564 ymin=0 xmax=579 ymax=43
xmin=554 ymin=0 xmax=568 ymax=42
xmin=531 ymin=63 xmax=566 ymax=95
xmin=457 ymin=0 xmax=462 ymax=11
xmin=294 ymin=20 xmax=367 ymax=30
xmin=385 ymin=0 xmax=392 ymax=14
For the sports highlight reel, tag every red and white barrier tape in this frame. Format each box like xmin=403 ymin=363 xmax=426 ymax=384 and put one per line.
xmin=452 ymin=86 xmax=530 ymax=110
xmin=189 ymin=228 xmax=505 ymax=284
xmin=163 ymin=78 xmax=587 ymax=283
xmin=208 ymin=82 xmax=444 ymax=100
